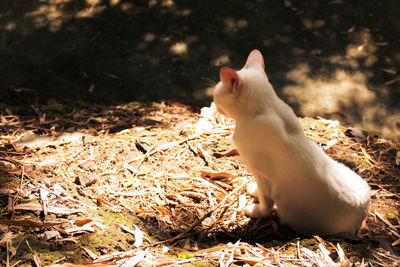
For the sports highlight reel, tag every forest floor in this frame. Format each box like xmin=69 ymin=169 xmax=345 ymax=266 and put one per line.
xmin=1 ymin=92 xmax=400 ymax=266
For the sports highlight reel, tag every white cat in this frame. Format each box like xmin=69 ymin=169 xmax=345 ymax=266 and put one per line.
xmin=213 ymin=49 xmax=370 ymax=235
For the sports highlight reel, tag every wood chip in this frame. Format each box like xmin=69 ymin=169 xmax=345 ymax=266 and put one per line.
xmin=65 ymin=225 xmax=95 ymax=234
xmin=75 ymin=219 xmax=93 ymax=227
xmin=200 ymin=170 xmax=237 ymax=180
xmin=13 ymin=203 xmax=84 ymax=215
xmin=44 ymin=231 xmax=61 ymax=240
xmin=75 ymin=173 xmax=97 ymax=187
xmin=196 ymin=143 xmax=218 ymax=170
xmin=213 ymin=148 xmax=239 ymax=158
xmin=0 ymin=218 xmax=64 ymax=228
xmin=375 ymin=211 xmax=400 ymax=238
xmin=83 ymin=247 xmax=99 ymax=260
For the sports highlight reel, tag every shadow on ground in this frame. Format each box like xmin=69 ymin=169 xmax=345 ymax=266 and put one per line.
xmin=0 ymin=0 xmax=399 ymax=138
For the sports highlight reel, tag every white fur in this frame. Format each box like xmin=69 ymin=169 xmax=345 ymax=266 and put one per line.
xmin=213 ymin=50 xmax=370 ymax=235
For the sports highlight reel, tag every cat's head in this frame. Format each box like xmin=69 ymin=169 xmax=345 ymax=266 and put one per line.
xmin=213 ymin=49 xmax=277 ymax=120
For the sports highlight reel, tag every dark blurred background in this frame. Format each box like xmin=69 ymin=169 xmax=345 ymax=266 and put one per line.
xmin=0 ymin=0 xmax=399 ymax=139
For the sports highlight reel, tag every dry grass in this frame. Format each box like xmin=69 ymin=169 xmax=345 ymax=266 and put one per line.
xmin=0 ymin=100 xmax=399 ymax=266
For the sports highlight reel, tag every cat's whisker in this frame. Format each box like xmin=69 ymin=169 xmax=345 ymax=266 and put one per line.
xmin=201 ymin=77 xmax=217 ymax=87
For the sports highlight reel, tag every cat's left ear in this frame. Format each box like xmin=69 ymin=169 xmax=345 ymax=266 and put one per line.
xmin=220 ymin=67 xmax=241 ymax=93
xmin=243 ymin=49 xmax=265 ymax=70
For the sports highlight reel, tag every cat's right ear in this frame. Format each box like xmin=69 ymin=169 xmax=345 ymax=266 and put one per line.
xmin=220 ymin=67 xmax=240 ymax=93
xmin=244 ymin=49 xmax=265 ymax=70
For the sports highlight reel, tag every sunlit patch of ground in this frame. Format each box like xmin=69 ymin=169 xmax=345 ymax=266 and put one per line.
xmin=1 ymin=96 xmax=399 ymax=265
xmin=282 ymin=27 xmax=400 ymax=140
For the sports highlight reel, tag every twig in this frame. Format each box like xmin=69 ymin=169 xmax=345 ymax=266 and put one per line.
xmin=5 ymin=232 xmax=10 ymax=267
xmin=151 ymin=178 xmax=251 ymax=245
xmin=384 ymin=76 xmax=400 ymax=86
xmin=66 ymin=144 xmax=89 ymax=161
xmin=25 ymin=240 xmax=42 ymax=267
xmin=375 ymin=211 xmax=400 ymax=239
xmin=10 ymin=165 xmax=25 ymax=219
xmin=136 ymin=134 xmax=199 ymax=169
xmin=360 ymin=146 xmax=397 ymax=178
xmin=196 ymin=143 xmax=218 ymax=171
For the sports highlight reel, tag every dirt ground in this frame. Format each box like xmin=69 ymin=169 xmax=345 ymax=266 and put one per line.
xmin=0 ymin=0 xmax=400 ymax=138
xmin=0 ymin=98 xmax=400 ymax=266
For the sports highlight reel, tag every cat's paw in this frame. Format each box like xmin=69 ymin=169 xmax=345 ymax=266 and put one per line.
xmin=244 ymin=203 xmax=271 ymax=218
xmin=246 ymin=181 xmax=258 ymax=198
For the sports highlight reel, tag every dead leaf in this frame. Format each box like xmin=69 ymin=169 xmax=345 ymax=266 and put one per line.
xmin=0 ymin=218 xmax=64 ymax=228
xmin=196 ymin=143 xmax=218 ymax=170
xmin=50 ymin=264 xmax=116 ymax=267
xmin=44 ymin=231 xmax=61 ymax=240
xmin=135 ymin=138 xmax=151 ymax=153
xmin=178 ymin=191 xmax=207 ymax=201
xmin=0 ymin=158 xmax=19 ymax=172
xmin=53 ymin=184 xmax=66 ymax=196
xmin=378 ymin=239 xmax=398 ymax=256
xmin=392 ymin=238 xmax=400 ymax=247
xmin=116 ymin=223 xmax=135 ymax=235
xmin=26 ymin=240 xmax=42 ymax=267
xmin=322 ymin=139 xmax=338 ymax=150
xmin=345 ymin=127 xmax=366 ymax=143
xmin=92 ymin=249 xmax=136 ymax=263
xmin=75 ymin=219 xmax=93 ymax=227
xmin=0 ymin=232 xmax=16 ymax=256
xmin=118 ymin=250 xmax=147 ymax=266
xmin=95 ymin=198 xmax=122 ymax=212
xmin=88 ymin=84 xmax=95 ymax=93
xmin=0 ymin=231 xmax=13 ymax=246
xmin=153 ymin=205 xmax=172 ymax=216
xmin=83 ymin=247 xmax=99 ymax=260
xmin=75 ymin=173 xmax=97 ymax=187
xmin=0 ymin=188 xmax=16 ymax=195
xmin=15 ymin=132 xmax=90 ymax=148
xmin=65 ymin=225 xmax=95 ymax=234
xmin=213 ymin=148 xmax=239 ymax=158
xmin=133 ymin=225 xmax=144 ymax=248
xmin=104 ymin=72 xmax=123 ymax=80
xmin=54 ymin=226 xmax=69 ymax=235
xmin=13 ymin=203 xmax=84 ymax=214
xmin=375 ymin=211 xmax=400 ymax=238
xmin=40 ymin=188 xmax=49 ymax=216
xmin=385 ymin=76 xmax=400 ymax=86
xmin=234 ymin=256 xmax=263 ymax=265
xmin=200 ymin=170 xmax=237 ymax=180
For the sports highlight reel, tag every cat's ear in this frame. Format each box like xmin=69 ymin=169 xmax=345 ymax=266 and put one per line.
xmin=220 ymin=67 xmax=240 ymax=93
xmin=243 ymin=49 xmax=265 ymax=70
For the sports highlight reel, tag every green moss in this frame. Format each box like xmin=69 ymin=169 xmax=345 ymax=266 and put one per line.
xmin=10 ymin=208 xmax=153 ymax=265
xmin=285 ymin=244 xmax=298 ymax=255
xmin=362 ymin=130 xmax=380 ymax=143
xmin=352 ymin=154 xmax=373 ymax=168
xmin=300 ymin=117 xmax=331 ymax=132
xmin=79 ymin=228 xmax=135 ymax=253
xmin=326 ymin=239 xmax=372 ymax=263
xmin=12 ymin=234 xmax=87 ymax=266
xmin=82 ymin=208 xmax=141 ymax=228
xmin=19 ymin=200 xmax=40 ymax=204
xmin=299 ymin=117 xmax=338 ymax=144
